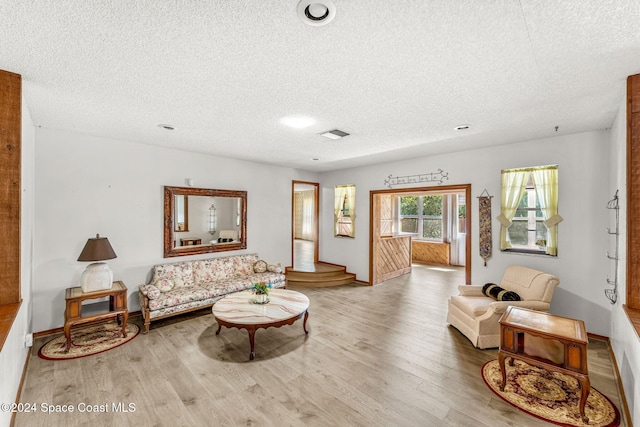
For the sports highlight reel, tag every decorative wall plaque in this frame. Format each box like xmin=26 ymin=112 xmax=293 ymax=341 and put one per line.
xmin=384 ymin=169 xmax=449 ymax=188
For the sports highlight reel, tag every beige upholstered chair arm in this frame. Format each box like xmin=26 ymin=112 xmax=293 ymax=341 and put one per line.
xmin=457 ymin=285 xmax=485 ymax=296
xmin=488 ymin=300 xmax=551 ymax=315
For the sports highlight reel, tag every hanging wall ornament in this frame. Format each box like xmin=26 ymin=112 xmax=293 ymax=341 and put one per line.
xmin=478 ymin=190 xmax=493 ymax=266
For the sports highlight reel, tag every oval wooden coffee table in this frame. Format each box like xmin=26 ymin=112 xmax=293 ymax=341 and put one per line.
xmin=212 ymin=288 xmax=310 ymax=360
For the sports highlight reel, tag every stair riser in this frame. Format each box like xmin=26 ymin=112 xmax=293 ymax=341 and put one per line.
xmin=287 ymin=277 xmax=355 ymax=287
xmin=286 ymin=271 xmax=347 ymax=280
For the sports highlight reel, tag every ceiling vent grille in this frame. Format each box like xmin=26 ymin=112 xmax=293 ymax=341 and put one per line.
xmin=320 ymin=129 xmax=349 ymax=140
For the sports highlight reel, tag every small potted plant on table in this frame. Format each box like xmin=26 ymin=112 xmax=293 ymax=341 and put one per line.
xmin=252 ymin=281 xmax=271 ymax=304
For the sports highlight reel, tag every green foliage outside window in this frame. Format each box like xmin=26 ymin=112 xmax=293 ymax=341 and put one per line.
xmin=400 ymin=195 xmax=443 ymax=239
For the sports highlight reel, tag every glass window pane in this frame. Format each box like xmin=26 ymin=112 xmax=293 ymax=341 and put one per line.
xmin=458 ymin=195 xmax=466 ymax=234
xmin=508 ymin=220 xmax=528 ymax=245
xmin=423 ymin=195 xmax=442 ymax=216
xmin=514 ymin=192 xmax=528 ymax=217
xmin=400 ymin=197 xmax=418 ymax=215
xmin=422 ymin=218 xmax=442 ymax=239
xmin=401 ymin=218 xmax=418 ymax=233
xmin=535 ymin=221 xmax=548 ymax=245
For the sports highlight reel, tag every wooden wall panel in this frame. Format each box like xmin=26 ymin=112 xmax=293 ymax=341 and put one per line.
xmin=379 ymin=194 xmax=393 ymax=236
xmin=375 ymin=236 xmax=412 ymax=283
xmin=0 ymin=70 xmax=21 ymax=305
xmin=628 ymin=74 xmax=640 ymax=309
xmin=412 ymin=241 xmax=450 ymax=265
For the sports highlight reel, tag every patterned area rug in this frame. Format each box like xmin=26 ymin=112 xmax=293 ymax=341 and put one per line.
xmin=482 ymin=359 xmax=620 ymax=427
xmin=38 ymin=322 xmax=139 ymax=360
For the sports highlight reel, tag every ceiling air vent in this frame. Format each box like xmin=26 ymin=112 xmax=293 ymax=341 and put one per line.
xmin=297 ymin=1 xmax=336 ymax=26
xmin=320 ymin=129 xmax=349 ymax=140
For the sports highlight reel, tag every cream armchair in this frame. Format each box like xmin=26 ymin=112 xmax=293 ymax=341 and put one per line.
xmin=447 ymin=265 xmax=560 ymax=349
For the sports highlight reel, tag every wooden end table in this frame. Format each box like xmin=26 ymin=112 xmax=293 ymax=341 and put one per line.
xmin=498 ymin=306 xmax=590 ymax=423
xmin=64 ymin=281 xmax=128 ymax=352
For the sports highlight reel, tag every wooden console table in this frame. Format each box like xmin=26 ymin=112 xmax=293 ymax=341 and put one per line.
xmin=498 ymin=306 xmax=590 ymax=423
xmin=180 ymin=238 xmax=202 ymax=246
xmin=64 ymin=281 xmax=128 ymax=352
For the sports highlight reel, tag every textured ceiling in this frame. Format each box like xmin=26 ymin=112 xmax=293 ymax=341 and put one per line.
xmin=1 ymin=1 xmax=639 ymax=172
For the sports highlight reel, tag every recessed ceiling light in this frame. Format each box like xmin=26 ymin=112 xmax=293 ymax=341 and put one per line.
xmin=320 ymin=129 xmax=349 ymax=139
xmin=280 ymin=116 xmax=316 ymax=129
xmin=297 ymin=0 xmax=336 ymax=26
xmin=158 ymin=124 xmax=175 ymax=130
xmin=454 ymin=124 xmax=470 ymax=131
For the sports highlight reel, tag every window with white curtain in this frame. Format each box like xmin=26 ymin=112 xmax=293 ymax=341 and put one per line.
xmin=497 ymin=165 xmax=561 ymax=256
xmin=334 ymin=184 xmax=355 ymax=238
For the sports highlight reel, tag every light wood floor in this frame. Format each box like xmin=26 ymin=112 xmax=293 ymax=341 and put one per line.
xmin=17 ymin=263 xmax=627 ymax=426
xmin=293 ymin=238 xmax=315 ymax=271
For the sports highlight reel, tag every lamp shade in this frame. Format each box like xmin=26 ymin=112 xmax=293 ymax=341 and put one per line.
xmin=77 ymin=234 xmax=117 ymax=262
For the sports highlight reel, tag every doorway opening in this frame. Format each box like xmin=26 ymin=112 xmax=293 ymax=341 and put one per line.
xmin=370 ymin=184 xmax=471 ymax=285
xmin=292 ymin=181 xmax=319 ymax=271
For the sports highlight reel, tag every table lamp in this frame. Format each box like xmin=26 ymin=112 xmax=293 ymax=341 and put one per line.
xmin=77 ymin=234 xmax=117 ymax=292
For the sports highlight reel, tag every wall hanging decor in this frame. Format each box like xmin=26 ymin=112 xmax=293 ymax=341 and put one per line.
xmin=605 ymin=190 xmax=619 ymax=304
xmin=478 ymin=189 xmax=493 ymax=266
xmin=384 ymin=169 xmax=449 ymax=188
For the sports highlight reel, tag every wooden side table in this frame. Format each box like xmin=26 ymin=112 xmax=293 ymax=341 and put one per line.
xmin=64 ymin=281 xmax=128 ymax=352
xmin=180 ymin=238 xmax=202 ymax=246
xmin=498 ymin=306 xmax=590 ymax=423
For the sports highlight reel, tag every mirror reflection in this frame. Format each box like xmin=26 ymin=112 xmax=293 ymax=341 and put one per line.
xmin=164 ymin=186 xmax=247 ymax=257
xmin=174 ymin=195 xmax=188 ymax=232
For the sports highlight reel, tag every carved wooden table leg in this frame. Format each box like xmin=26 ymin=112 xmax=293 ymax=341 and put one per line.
xmin=498 ymin=350 xmax=508 ymax=391
xmin=578 ymin=375 xmax=591 ymax=423
xmin=247 ymin=326 xmax=257 ymax=361
xmin=121 ymin=310 xmax=129 ymax=338
xmin=303 ymin=311 xmax=309 ymax=334
xmin=64 ymin=322 xmax=72 ymax=352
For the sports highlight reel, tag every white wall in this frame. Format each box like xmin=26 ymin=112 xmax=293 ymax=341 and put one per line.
xmin=319 ymin=130 xmax=612 ymax=336
xmin=0 ymin=95 xmax=35 ymax=427
xmin=609 ymin=96 xmax=639 ymax=426
xmin=32 ymin=128 xmax=317 ymax=333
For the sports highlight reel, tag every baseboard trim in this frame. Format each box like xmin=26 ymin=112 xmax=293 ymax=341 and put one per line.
xmin=11 ymin=346 xmax=30 ymax=427
xmin=591 ymin=333 xmax=633 ymax=427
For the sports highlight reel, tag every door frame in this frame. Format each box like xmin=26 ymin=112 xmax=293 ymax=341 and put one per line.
xmin=291 ymin=180 xmax=320 ymax=268
xmin=369 ymin=184 xmax=471 ymax=284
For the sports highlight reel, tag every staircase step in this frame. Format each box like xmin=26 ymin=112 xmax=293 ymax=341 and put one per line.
xmin=285 ymin=263 xmax=355 ymax=287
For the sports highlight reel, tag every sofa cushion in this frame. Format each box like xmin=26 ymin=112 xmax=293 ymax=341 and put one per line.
xmin=250 ymin=272 xmax=286 ymax=287
xmin=267 ymin=264 xmax=282 ymax=273
xmin=233 ymin=253 xmax=259 ymax=276
xmin=140 ymin=284 xmax=161 ymax=300
xmin=199 ymin=277 xmax=253 ymax=298
xmin=147 ymin=286 xmax=211 ymax=311
xmin=449 ymin=295 xmax=492 ymax=318
xmin=194 ymin=257 xmax=235 ymax=283
xmin=482 ymin=283 xmax=521 ymax=301
xmin=155 ymin=278 xmax=175 ymax=292
xmin=152 ymin=262 xmax=195 ymax=288
xmin=253 ymin=259 xmax=268 ymax=273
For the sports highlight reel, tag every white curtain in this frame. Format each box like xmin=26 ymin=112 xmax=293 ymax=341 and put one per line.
xmin=532 ymin=166 xmax=561 ymax=255
xmin=498 ymin=170 xmax=527 ymax=250
xmin=300 ymin=190 xmax=315 ymax=241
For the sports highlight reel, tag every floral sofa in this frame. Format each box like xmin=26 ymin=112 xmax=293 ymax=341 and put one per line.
xmin=138 ymin=253 xmax=285 ymax=333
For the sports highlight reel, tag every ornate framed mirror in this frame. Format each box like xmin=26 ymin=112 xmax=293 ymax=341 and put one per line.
xmin=164 ymin=186 xmax=247 ymax=257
